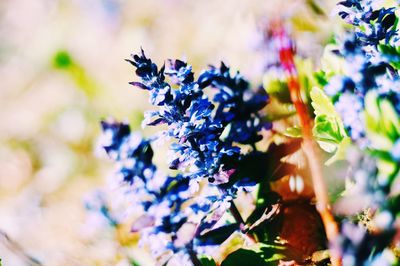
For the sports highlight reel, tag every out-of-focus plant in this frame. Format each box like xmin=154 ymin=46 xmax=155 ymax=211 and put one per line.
xmin=313 ymin=0 xmax=400 ymax=265
xmin=95 ymin=1 xmax=400 ymax=266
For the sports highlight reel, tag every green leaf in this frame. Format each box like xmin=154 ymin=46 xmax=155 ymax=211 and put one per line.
xmin=284 ymin=126 xmax=302 ymax=138
xmin=259 ymin=244 xmax=287 ymax=262
xmin=221 ymin=244 xmax=287 ymax=266
xmin=310 ymin=87 xmax=349 ymax=164
xmin=314 ymin=115 xmax=343 ymax=143
xmin=369 ymin=150 xmax=394 ymax=162
xmin=263 ymin=107 xmax=296 ymax=122
xmin=378 ymin=44 xmax=400 ymax=69
xmin=221 ymin=249 xmax=270 ymax=266
xmin=129 ymin=258 xmax=141 ymax=266
xmin=365 ymin=91 xmax=400 ymax=150
xmin=379 ymin=99 xmax=400 ymax=139
xmin=263 ymin=76 xmax=292 ymax=104
xmin=295 ymin=57 xmax=318 ymax=94
xmin=325 ymin=136 xmax=351 ymax=165
xmin=387 ymin=194 xmax=400 ymax=216
xmin=314 ymin=71 xmax=329 ymax=87
xmin=310 ymin=87 xmax=340 ymax=121
xmin=199 ymin=256 xmax=217 ymax=266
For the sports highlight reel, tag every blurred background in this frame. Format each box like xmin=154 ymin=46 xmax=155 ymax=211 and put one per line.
xmin=0 ymin=0 xmax=336 ymax=265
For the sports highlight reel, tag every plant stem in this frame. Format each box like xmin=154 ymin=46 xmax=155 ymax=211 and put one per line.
xmin=229 ymin=201 xmax=245 ymax=224
xmin=270 ymin=21 xmax=341 ymax=266
xmin=188 ymin=249 xmax=203 ymax=266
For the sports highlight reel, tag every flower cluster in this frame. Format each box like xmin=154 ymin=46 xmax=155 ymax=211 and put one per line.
xmin=324 ymin=0 xmax=399 ymax=142
xmin=101 ymin=119 xmax=211 ymax=263
xmin=126 ymin=50 xmax=270 ymax=186
xmin=322 ymin=1 xmax=400 ymax=264
xmin=336 ymin=149 xmax=398 ymax=266
xmin=99 ymin=51 xmax=284 ymax=264
xmin=338 ymin=0 xmax=398 ymax=46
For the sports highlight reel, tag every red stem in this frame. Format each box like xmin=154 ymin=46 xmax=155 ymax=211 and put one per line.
xmin=270 ymin=20 xmax=341 ymax=266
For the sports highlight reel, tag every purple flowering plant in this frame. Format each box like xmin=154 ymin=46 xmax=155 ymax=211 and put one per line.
xmin=98 ymin=50 xmax=302 ymax=265
xmin=90 ymin=1 xmax=400 ymax=265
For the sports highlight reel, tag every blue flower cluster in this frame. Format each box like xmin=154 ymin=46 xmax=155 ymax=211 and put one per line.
xmin=325 ymin=2 xmax=400 ymax=264
xmin=336 ymin=149 xmax=397 ymax=266
xmin=338 ymin=0 xmax=397 ymax=46
xmin=101 ymin=119 xmax=200 ymax=261
xmin=324 ymin=1 xmax=399 ymax=142
xmin=126 ymin=50 xmax=270 ymax=186
xmin=100 ymin=50 xmax=275 ymax=264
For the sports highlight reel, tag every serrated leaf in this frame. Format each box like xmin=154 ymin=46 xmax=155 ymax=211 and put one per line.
xmin=314 ymin=115 xmax=343 ymax=143
xmin=310 ymin=87 xmax=340 ymax=123
xmin=310 ymin=87 xmax=349 ymax=164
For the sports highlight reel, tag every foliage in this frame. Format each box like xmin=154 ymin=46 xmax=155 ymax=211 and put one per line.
xmin=310 ymin=87 xmax=350 ymax=165
xmin=95 ymin=1 xmax=400 ymax=265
